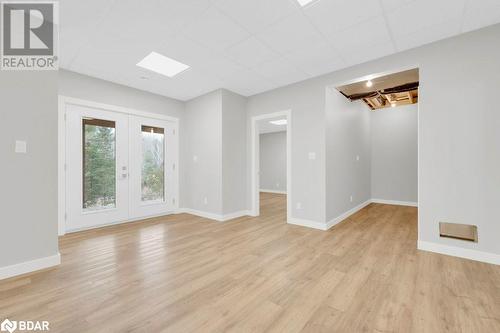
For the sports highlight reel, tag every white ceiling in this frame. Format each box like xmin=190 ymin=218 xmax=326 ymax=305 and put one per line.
xmin=60 ymin=0 xmax=500 ymax=101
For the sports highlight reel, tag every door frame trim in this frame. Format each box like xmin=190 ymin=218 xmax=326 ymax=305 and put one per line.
xmin=58 ymin=95 xmax=180 ymax=236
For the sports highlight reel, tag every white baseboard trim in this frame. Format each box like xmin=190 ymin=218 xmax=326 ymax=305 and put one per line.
xmin=259 ymin=189 xmax=287 ymax=194
xmin=288 ymin=217 xmax=327 ymax=231
xmin=179 ymin=208 xmax=250 ymax=222
xmin=222 ymin=210 xmax=251 ymax=221
xmin=371 ymin=198 xmax=418 ymax=207
xmin=178 ymin=208 xmax=222 ymax=221
xmin=418 ymin=241 xmax=500 ymax=266
xmin=289 ymin=199 xmax=372 ymax=231
xmin=326 ymin=200 xmax=372 ymax=230
xmin=65 ymin=211 xmax=177 ymax=234
xmin=0 ymin=253 xmax=61 ymax=280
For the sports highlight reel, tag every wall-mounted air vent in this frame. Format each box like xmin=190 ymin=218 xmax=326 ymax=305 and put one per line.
xmin=439 ymin=222 xmax=478 ymax=242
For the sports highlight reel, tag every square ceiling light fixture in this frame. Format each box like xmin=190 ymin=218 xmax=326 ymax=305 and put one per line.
xmin=269 ymin=119 xmax=287 ymax=126
xmin=296 ymin=0 xmax=318 ymax=7
xmin=136 ymin=52 xmax=190 ymax=78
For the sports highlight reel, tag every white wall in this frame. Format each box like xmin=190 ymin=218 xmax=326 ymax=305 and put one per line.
xmin=246 ymin=24 xmax=500 ymax=260
xmin=0 ymin=71 xmax=59 ymax=269
xmin=182 ymin=89 xmax=248 ymax=216
xmin=325 ymin=89 xmax=371 ymax=222
xmin=260 ymin=132 xmax=287 ymax=193
xmin=59 ymin=70 xmax=184 ymax=118
xmin=247 ymin=82 xmax=327 ymax=223
xmin=371 ymin=104 xmax=418 ymax=204
xmin=182 ymin=90 xmax=223 ymax=214
xmin=221 ymin=90 xmax=247 ymax=214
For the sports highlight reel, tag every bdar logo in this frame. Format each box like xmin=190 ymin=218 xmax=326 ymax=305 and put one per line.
xmin=0 ymin=319 xmax=49 ymax=332
xmin=0 ymin=319 xmax=17 ymax=333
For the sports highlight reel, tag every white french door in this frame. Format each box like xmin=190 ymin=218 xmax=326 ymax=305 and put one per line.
xmin=65 ymin=103 xmax=177 ymax=232
xmin=128 ymin=116 xmax=176 ymax=219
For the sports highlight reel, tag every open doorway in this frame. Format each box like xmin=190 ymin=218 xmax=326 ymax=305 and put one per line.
xmin=325 ymin=67 xmax=418 ymax=228
xmin=251 ymin=111 xmax=291 ymax=223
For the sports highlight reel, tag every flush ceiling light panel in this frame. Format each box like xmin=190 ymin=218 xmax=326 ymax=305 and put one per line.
xmin=136 ymin=52 xmax=190 ymax=78
xmin=269 ymin=119 xmax=287 ymax=125
xmin=297 ymin=0 xmax=317 ymax=6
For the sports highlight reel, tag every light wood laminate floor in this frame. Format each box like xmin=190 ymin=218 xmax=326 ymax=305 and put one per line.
xmin=1 ymin=193 xmax=499 ymax=332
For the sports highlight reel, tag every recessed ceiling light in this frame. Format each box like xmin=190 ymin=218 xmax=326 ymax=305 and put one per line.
xmin=136 ymin=52 xmax=190 ymax=78
xmin=297 ymin=0 xmax=317 ymax=7
xmin=366 ymin=80 xmax=373 ymax=87
xmin=269 ymin=119 xmax=287 ymax=126
xmin=391 ymin=102 xmax=396 ymax=108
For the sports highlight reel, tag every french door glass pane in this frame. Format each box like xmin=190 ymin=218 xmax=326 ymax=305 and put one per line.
xmin=82 ymin=118 xmax=116 ymax=211
xmin=141 ymin=125 xmax=165 ymax=203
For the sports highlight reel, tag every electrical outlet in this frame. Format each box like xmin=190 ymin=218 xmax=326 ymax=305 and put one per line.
xmin=203 ymin=197 xmax=208 ymax=205
xmin=193 ymin=155 xmax=198 ymax=162
xmin=350 ymin=195 xmax=353 ymax=203
xmin=296 ymin=202 xmax=302 ymax=210
xmin=356 ymin=155 xmax=360 ymax=161
xmin=276 ymin=182 xmax=280 ymax=188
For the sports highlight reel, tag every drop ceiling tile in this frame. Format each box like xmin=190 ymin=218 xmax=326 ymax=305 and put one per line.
xmin=304 ymin=0 xmax=383 ymax=37
xmin=256 ymin=12 xmax=326 ymax=55
xmin=119 ymin=65 xmax=223 ymax=101
xmin=215 ymin=0 xmax=298 ymax=34
xmin=221 ymin=70 xmax=277 ymax=96
xmin=225 ymin=36 xmax=280 ymax=68
xmin=386 ymin=0 xmax=466 ymax=37
xmin=285 ymin=42 xmax=345 ymax=77
xmin=394 ymin=19 xmax=462 ymax=52
xmin=156 ymin=33 xmax=212 ymax=68
xmin=380 ymin=0 xmax=416 ymax=12
xmin=251 ymin=57 xmax=310 ymax=87
xmin=182 ymin=7 xmax=250 ymax=51
xmin=96 ymin=1 xmax=172 ymax=39
xmin=71 ymin=26 xmax=166 ymax=75
xmin=164 ymin=70 xmax=224 ymax=100
xmin=59 ymin=0 xmax=115 ymax=67
xmin=342 ymin=40 xmax=395 ymax=68
xmin=156 ymin=0 xmax=213 ymax=31
xmin=60 ymin=0 xmax=500 ymax=102
xmin=194 ymin=52 xmax=251 ymax=82
xmin=155 ymin=36 xmax=242 ymax=84
xmin=70 ymin=0 xmax=176 ymax=70
xmin=462 ymin=0 xmax=500 ymax=33
xmin=326 ymin=16 xmax=392 ymax=52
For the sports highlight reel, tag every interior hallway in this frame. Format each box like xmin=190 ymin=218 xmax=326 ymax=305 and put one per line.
xmin=0 ymin=193 xmax=499 ymax=332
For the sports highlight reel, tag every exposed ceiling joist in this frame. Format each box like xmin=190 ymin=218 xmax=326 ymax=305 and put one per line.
xmin=336 ymin=69 xmax=419 ymax=110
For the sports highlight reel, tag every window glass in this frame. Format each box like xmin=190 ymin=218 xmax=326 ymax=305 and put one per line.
xmin=141 ymin=126 xmax=165 ymax=203
xmin=82 ymin=118 xmax=116 ymax=211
